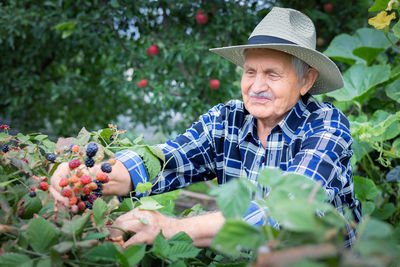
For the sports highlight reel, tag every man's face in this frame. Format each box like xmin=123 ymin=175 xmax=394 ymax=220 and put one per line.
xmin=241 ymin=48 xmax=309 ymax=125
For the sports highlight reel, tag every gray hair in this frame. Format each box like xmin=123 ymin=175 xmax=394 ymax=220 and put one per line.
xmin=291 ymin=56 xmax=310 ymax=83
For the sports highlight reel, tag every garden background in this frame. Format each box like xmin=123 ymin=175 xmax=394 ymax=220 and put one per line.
xmin=1 ymin=0 xmax=400 ymax=266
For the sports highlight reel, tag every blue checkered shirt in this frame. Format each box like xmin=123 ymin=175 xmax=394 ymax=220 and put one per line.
xmin=116 ymin=94 xmax=362 ymax=247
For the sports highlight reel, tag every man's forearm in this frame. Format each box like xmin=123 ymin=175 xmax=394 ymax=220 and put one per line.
xmin=165 ymin=211 xmax=225 ymax=247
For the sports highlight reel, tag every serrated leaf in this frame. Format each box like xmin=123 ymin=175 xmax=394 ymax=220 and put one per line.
xmin=0 ymin=253 xmax=33 ymax=267
xmin=148 ymin=146 xmax=165 ymax=162
xmin=75 ymin=127 xmax=91 ymax=145
xmin=26 ymin=217 xmax=57 ymax=253
xmin=153 ymin=232 xmax=170 ymax=259
xmin=168 ymin=242 xmax=202 ymax=261
xmin=17 ymin=133 xmax=30 ymax=143
xmin=21 ymin=194 xmax=42 ymax=219
xmin=136 ymin=182 xmax=153 ymax=193
xmin=62 ymin=211 xmax=91 ymax=237
xmin=99 ymin=128 xmax=113 ymax=144
xmin=117 ymin=244 xmax=146 ymax=267
xmin=209 ymin=178 xmax=252 ymax=219
xmin=131 ymin=146 xmax=161 ymax=181
xmin=93 ymin=198 xmax=107 ymax=226
xmin=168 ymin=231 xmax=193 ymax=243
xmin=83 ymin=242 xmax=118 ymax=262
xmin=51 ymin=241 xmax=73 ymax=254
xmin=34 ymin=134 xmax=48 ymax=141
xmin=212 ymin=219 xmax=265 ymax=258
xmin=138 ymin=197 xmax=163 ymax=210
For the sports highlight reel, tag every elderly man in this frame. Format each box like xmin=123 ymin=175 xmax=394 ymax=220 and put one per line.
xmin=51 ymin=7 xmax=361 ymax=248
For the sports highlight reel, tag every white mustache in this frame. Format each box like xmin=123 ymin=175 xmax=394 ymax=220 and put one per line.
xmin=249 ymin=90 xmax=274 ymax=99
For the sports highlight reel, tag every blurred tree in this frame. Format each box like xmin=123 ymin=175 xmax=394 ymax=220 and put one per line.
xmin=0 ymin=0 xmax=369 ymax=137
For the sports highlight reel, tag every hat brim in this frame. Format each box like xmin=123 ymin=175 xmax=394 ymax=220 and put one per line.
xmin=210 ymin=44 xmax=343 ymax=95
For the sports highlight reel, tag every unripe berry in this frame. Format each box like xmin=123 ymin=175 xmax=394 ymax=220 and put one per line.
xmin=73 ymin=184 xmax=82 ymax=194
xmin=80 ymin=175 xmax=91 ymax=185
xmin=69 ymin=195 xmax=78 ymax=205
xmin=71 ymin=205 xmax=79 ymax=214
xmin=89 ymin=182 xmax=98 ymax=191
xmin=96 ymin=172 xmax=107 ymax=182
xmin=70 ymin=175 xmax=79 ymax=183
xmin=83 ymin=185 xmax=91 ymax=195
xmin=62 ymin=188 xmax=73 ymax=198
xmin=30 ymin=186 xmax=36 ymax=191
xmin=71 ymin=145 xmax=80 ymax=153
xmin=108 ymin=158 xmax=117 ymax=166
xmin=59 ymin=178 xmax=69 ymax=187
xmin=76 ymin=170 xmax=83 ymax=177
xmin=77 ymin=201 xmax=86 ymax=211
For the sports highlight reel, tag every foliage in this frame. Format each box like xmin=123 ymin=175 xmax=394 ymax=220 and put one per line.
xmin=0 ymin=0 xmax=369 ymax=136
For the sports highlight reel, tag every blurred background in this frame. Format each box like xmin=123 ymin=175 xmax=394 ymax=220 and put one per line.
xmin=0 ymin=0 xmax=370 ymax=142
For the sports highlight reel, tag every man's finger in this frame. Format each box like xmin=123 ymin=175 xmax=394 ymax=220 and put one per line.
xmin=123 ymin=232 xmax=148 ymax=248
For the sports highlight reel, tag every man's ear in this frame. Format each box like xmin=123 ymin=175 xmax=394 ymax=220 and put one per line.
xmin=300 ymin=68 xmax=319 ymax=96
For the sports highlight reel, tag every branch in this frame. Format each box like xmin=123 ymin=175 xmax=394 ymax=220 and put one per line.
xmin=253 ymin=243 xmax=338 ymax=267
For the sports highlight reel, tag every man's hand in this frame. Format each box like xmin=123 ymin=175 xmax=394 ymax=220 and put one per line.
xmin=49 ymin=160 xmax=133 ymax=208
xmin=109 ymin=208 xmax=176 ymax=249
xmin=109 ymin=209 xmax=225 ymax=248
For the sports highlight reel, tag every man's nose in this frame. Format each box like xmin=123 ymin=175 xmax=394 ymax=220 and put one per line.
xmin=251 ymin=74 xmax=268 ymax=93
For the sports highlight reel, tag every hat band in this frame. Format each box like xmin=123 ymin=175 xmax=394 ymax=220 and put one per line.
xmin=247 ymin=35 xmax=297 ymax=45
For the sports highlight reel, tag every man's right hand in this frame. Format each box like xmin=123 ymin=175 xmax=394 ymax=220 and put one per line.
xmin=49 ymin=160 xmax=133 ymax=208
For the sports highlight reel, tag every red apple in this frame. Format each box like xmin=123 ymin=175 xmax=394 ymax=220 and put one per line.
xmin=196 ymin=10 xmax=208 ymax=24
xmin=209 ymin=79 xmax=220 ymax=90
xmin=323 ymin=3 xmax=333 ymax=13
xmin=147 ymin=44 xmax=159 ymax=56
xmin=316 ymin=37 xmax=325 ymax=46
xmin=137 ymin=79 xmax=148 ymax=88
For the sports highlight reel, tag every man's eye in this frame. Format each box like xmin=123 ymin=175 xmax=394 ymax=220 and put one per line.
xmin=269 ymin=74 xmax=280 ymax=80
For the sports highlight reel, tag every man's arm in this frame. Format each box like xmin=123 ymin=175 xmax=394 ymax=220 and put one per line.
xmin=109 ymin=209 xmax=225 ymax=248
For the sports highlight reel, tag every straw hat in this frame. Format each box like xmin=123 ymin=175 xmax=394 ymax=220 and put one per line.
xmin=209 ymin=7 xmax=343 ymax=95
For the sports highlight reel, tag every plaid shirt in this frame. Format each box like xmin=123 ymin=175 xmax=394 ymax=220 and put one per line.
xmin=116 ymin=94 xmax=362 ymax=247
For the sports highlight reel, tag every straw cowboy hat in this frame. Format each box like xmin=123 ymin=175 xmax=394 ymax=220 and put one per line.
xmin=209 ymin=7 xmax=343 ymax=95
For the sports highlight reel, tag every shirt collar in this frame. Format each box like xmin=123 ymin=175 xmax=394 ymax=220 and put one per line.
xmin=278 ymin=93 xmax=310 ymax=144
xmin=239 ymin=94 xmax=311 ymax=145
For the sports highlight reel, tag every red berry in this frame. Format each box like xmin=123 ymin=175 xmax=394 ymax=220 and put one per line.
xmin=104 ymin=176 xmax=110 ymax=184
xmin=59 ymin=178 xmax=69 ymax=187
xmin=76 ymin=170 xmax=83 ymax=177
xmin=69 ymin=195 xmax=78 ymax=205
xmin=196 ymin=10 xmax=208 ymax=24
xmin=209 ymin=79 xmax=220 ymax=90
xmin=69 ymin=159 xmax=81 ymax=169
xmin=323 ymin=3 xmax=333 ymax=13
xmin=106 ymin=221 xmax=113 ymax=226
xmin=80 ymin=175 xmax=91 ymax=185
xmin=30 ymin=186 xmax=36 ymax=191
xmin=0 ymin=125 xmax=9 ymax=130
xmin=70 ymin=175 xmax=79 ymax=183
xmin=83 ymin=185 xmax=91 ymax=195
xmin=62 ymin=188 xmax=72 ymax=198
xmin=137 ymin=79 xmax=148 ymax=88
xmin=39 ymin=182 xmax=49 ymax=191
xmin=22 ymin=158 xmax=29 ymax=164
xmin=147 ymin=44 xmax=159 ymax=56
xmin=77 ymin=201 xmax=86 ymax=211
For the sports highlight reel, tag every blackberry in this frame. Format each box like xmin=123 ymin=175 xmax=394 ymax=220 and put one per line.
xmin=80 ymin=195 xmax=89 ymax=201
xmin=109 ymin=135 xmax=115 ymax=142
xmin=85 ymin=202 xmax=93 ymax=210
xmin=88 ymin=194 xmax=98 ymax=204
xmin=85 ymin=157 xmax=95 ymax=168
xmin=29 ymin=191 xmax=37 ymax=198
xmin=101 ymin=162 xmax=112 ymax=173
xmin=2 ymin=144 xmax=9 ymax=153
xmin=46 ymin=153 xmax=56 ymax=163
xmin=93 ymin=191 xmax=102 ymax=197
xmin=86 ymin=142 xmax=98 ymax=157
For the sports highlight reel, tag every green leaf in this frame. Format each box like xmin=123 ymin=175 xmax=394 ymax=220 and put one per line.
xmin=82 ymin=232 xmax=110 ymax=241
xmin=93 ymin=198 xmax=107 ymax=226
xmin=353 ymin=47 xmax=384 ymax=65
xmin=131 ymin=146 xmax=161 ymax=181
xmin=51 ymin=241 xmax=74 ymax=254
xmin=385 ymin=77 xmax=400 ymax=103
xmin=34 ymin=134 xmax=48 ymax=141
xmin=21 ymin=194 xmax=42 ymax=219
xmin=138 ymin=197 xmax=164 ymax=210
xmin=110 ymin=0 xmax=120 ymax=8
xmin=353 ymin=176 xmax=379 ymax=201
xmin=26 ymin=217 xmax=57 ymax=253
xmin=212 ymin=219 xmax=265 ymax=258
xmin=153 ymin=231 xmax=170 ymax=259
xmin=268 ymin=199 xmax=316 ymax=232
xmin=209 ymin=178 xmax=252 ymax=219
xmin=111 ymin=198 xmax=134 ymax=213
xmin=75 ymin=127 xmax=91 ymax=145
xmin=168 ymin=242 xmax=202 ymax=262
xmin=99 ymin=128 xmax=113 ymax=144
xmin=17 ymin=133 xmax=30 ymax=143
xmin=368 ymin=0 xmax=390 ymax=11
xmin=361 ymin=201 xmax=376 ymax=215
xmin=393 ymin=20 xmax=400 ymax=39
xmin=136 ymin=182 xmax=153 ymax=193
xmin=372 ymin=202 xmax=396 ymax=220
xmin=327 ymin=64 xmax=390 ymax=101
xmin=148 ymin=146 xmax=165 ymax=162
xmin=117 ymin=244 xmax=146 ymax=267
xmin=168 ymin=231 xmax=193 ymax=243
xmin=358 ymin=217 xmax=392 ymax=240
xmin=0 ymin=253 xmax=33 ymax=267
xmin=61 ymin=211 xmax=91 ymax=237
xmin=369 ymin=110 xmax=400 ymax=141
xmin=257 ymin=167 xmax=284 ymax=188
xmin=83 ymin=242 xmax=119 ymax=262
xmin=54 ymin=21 xmax=77 ymax=31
